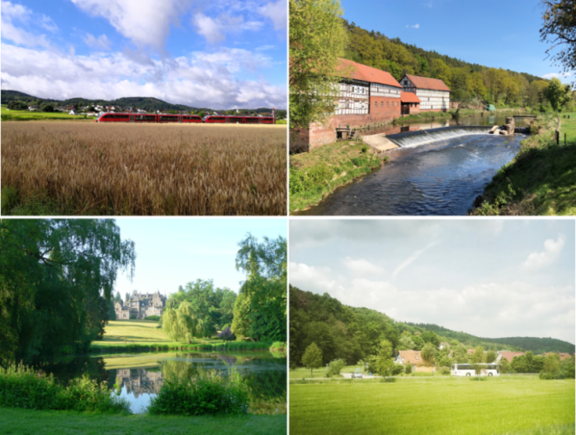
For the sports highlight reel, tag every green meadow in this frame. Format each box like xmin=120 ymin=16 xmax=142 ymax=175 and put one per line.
xmin=289 ymin=375 xmax=575 ymax=435
xmin=1 ymin=105 xmax=95 ymax=121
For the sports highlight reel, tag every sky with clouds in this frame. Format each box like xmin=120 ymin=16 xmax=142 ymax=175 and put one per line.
xmin=290 ymin=219 xmax=575 ymax=344
xmin=340 ymin=0 xmax=573 ymax=86
xmin=112 ymin=218 xmax=286 ymax=298
xmin=1 ymin=0 xmax=287 ymax=109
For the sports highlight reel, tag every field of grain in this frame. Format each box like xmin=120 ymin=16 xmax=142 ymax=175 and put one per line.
xmin=1 ymin=122 xmax=286 ymax=215
xmin=290 ymin=376 xmax=575 ymax=435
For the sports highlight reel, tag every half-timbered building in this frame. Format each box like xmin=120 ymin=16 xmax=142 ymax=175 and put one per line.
xmin=399 ymin=74 xmax=450 ymax=112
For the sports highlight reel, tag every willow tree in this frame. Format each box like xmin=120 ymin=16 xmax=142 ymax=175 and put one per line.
xmin=162 ymin=301 xmax=206 ymax=343
xmin=290 ymin=0 xmax=348 ymax=130
xmin=0 ymin=219 xmax=135 ymax=365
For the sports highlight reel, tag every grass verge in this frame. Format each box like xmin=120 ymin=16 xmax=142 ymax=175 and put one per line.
xmin=471 ymin=113 xmax=576 ymax=215
xmin=289 ymin=140 xmax=382 ymax=213
xmin=290 ymin=375 xmax=574 ymax=435
xmin=0 ymin=407 xmax=286 ymax=435
xmin=1 ymin=107 xmax=95 ymax=121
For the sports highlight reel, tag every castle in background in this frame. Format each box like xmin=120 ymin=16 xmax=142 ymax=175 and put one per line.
xmin=115 ymin=290 xmax=166 ymax=320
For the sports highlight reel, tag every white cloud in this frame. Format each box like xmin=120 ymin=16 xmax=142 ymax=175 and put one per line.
xmin=289 ymin=262 xmax=345 ymax=295
xmin=192 ymin=12 xmax=262 ymax=45
xmin=424 ymin=0 xmax=433 ymax=7
xmin=83 ymin=33 xmax=112 ymax=50
xmin=1 ymin=0 xmax=51 ymax=48
xmin=392 ymin=241 xmax=437 ymax=279
xmin=1 ymin=43 xmax=286 ymax=109
xmin=39 ymin=14 xmax=58 ymax=32
xmin=258 ymin=0 xmax=287 ymax=30
xmin=342 ymin=257 xmax=384 ymax=275
xmin=524 ymin=235 xmax=565 ymax=269
xmin=70 ymin=0 xmax=192 ymax=51
xmin=542 ymin=72 xmax=572 ymax=79
xmin=406 ymin=24 xmax=420 ymax=29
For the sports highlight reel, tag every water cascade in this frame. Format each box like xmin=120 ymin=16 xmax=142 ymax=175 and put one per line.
xmin=387 ymin=126 xmax=493 ymax=148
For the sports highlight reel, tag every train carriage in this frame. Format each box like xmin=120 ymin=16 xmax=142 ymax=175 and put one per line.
xmin=96 ymin=112 xmax=274 ymax=124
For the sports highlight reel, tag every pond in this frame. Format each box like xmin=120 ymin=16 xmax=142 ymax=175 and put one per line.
xmin=299 ymin=132 xmax=526 ymax=215
xmin=38 ymin=351 xmax=286 ymax=414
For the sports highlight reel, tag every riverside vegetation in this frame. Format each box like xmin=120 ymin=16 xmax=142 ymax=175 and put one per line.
xmin=472 ymin=113 xmax=576 ymax=215
xmin=1 ymin=122 xmax=287 ymax=215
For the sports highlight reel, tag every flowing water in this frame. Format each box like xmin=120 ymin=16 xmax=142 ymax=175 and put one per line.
xmin=299 ymin=130 xmax=526 ymax=216
xmin=39 ymin=351 xmax=286 ymax=414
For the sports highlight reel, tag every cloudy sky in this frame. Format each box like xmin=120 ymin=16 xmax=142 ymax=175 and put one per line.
xmin=290 ymin=219 xmax=575 ymax=344
xmin=113 ymin=218 xmax=286 ymax=298
xmin=1 ymin=0 xmax=287 ymax=108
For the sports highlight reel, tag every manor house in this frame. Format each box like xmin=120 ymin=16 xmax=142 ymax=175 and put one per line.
xmin=115 ymin=290 xmax=166 ymax=320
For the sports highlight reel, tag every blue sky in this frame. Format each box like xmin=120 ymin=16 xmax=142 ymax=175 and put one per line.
xmin=1 ymin=0 xmax=287 ymax=108
xmin=113 ymin=218 xmax=287 ymax=299
xmin=340 ymin=0 xmax=572 ymax=85
xmin=290 ymin=219 xmax=575 ymax=344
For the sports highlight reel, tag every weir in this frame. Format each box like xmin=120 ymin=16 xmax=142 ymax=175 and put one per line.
xmin=386 ymin=125 xmax=493 ymax=148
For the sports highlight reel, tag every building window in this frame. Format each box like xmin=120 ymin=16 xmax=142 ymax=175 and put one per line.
xmin=381 ymin=101 xmax=383 ymax=107
xmin=374 ymin=101 xmax=377 ymax=107
xmin=386 ymin=101 xmax=389 ymax=107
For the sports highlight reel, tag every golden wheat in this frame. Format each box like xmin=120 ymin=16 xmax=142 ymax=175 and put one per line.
xmin=1 ymin=122 xmax=287 ymax=215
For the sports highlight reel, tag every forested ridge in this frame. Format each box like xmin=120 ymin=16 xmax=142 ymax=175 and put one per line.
xmin=290 ymin=286 xmax=574 ymax=369
xmin=340 ymin=19 xmax=555 ymax=108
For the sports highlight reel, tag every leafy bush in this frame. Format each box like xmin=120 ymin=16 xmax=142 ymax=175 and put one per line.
xmin=130 ymin=314 xmax=137 ymax=320
xmin=438 ymin=366 xmax=451 ymax=375
xmin=145 ymin=315 xmax=160 ymax=321
xmin=148 ymin=369 xmax=249 ymax=416
xmin=405 ymin=361 xmax=412 ymax=374
xmin=218 ymin=326 xmax=236 ymax=342
xmin=269 ymin=341 xmax=286 ymax=352
xmin=390 ymin=364 xmax=404 ymax=376
xmin=327 ymin=359 xmax=346 ymax=377
xmin=0 ymin=363 xmax=130 ymax=413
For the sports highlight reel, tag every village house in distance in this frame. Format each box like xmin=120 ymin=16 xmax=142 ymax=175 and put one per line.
xmin=115 ymin=290 xmax=166 ymax=320
xmin=295 ymin=58 xmax=450 ymax=149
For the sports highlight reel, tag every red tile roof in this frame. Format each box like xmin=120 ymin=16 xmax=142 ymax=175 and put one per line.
xmin=337 ymin=58 xmax=401 ymax=88
xmin=401 ymin=91 xmax=421 ymax=103
xmin=545 ymin=352 xmax=574 ymax=361
xmin=397 ymin=350 xmax=426 ymax=365
xmin=498 ymin=351 xmax=525 ymax=362
xmin=405 ymin=74 xmax=450 ymax=91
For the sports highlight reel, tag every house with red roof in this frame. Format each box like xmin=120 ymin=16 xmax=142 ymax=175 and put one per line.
xmin=399 ymin=74 xmax=450 ymax=112
xmin=545 ymin=352 xmax=574 ymax=361
xmin=400 ymin=91 xmax=421 ymax=115
xmin=496 ymin=351 xmax=525 ymax=363
xmin=395 ymin=350 xmax=435 ymax=372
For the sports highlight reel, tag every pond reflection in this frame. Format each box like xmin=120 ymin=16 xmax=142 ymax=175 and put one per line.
xmin=37 ymin=351 xmax=286 ymax=414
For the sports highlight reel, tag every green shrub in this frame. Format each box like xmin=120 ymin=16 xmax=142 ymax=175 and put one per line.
xmin=0 ymin=363 xmax=130 ymax=413
xmin=390 ymin=364 xmax=404 ymax=376
xmin=148 ymin=369 xmax=249 ymax=416
xmin=145 ymin=315 xmax=160 ymax=321
xmin=327 ymin=359 xmax=346 ymax=377
xmin=130 ymin=314 xmax=137 ymax=320
xmin=405 ymin=362 xmax=412 ymax=374
xmin=438 ymin=367 xmax=450 ymax=375
xmin=270 ymin=342 xmax=286 ymax=352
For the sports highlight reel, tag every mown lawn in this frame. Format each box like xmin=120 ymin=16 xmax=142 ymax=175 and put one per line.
xmin=100 ymin=320 xmax=171 ymax=343
xmin=0 ymin=407 xmax=286 ymax=435
xmin=1 ymin=106 xmax=95 ymax=121
xmin=290 ymin=375 xmax=574 ymax=435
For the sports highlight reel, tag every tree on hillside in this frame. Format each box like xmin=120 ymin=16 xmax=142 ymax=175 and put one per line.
xmin=545 ymin=77 xmax=572 ymax=112
xmin=541 ymin=353 xmax=561 ymax=379
xmin=421 ymin=343 xmax=436 ymax=366
xmin=540 ymin=0 xmax=576 ymax=85
xmin=290 ymin=0 xmax=348 ymax=129
xmin=302 ymin=342 xmax=323 ymax=376
xmin=0 ymin=219 xmax=135 ymax=365
xmin=452 ymin=344 xmax=469 ymax=363
xmin=374 ymin=339 xmax=394 ymax=376
xmin=470 ymin=346 xmax=485 ymax=364
xmin=399 ymin=332 xmax=416 ymax=350
xmin=499 ymin=357 xmax=512 ymax=374
xmin=485 ymin=350 xmax=497 ymax=363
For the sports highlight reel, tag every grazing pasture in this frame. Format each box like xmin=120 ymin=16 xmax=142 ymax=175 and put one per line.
xmin=1 ymin=122 xmax=286 ymax=215
xmin=289 ymin=376 xmax=574 ymax=435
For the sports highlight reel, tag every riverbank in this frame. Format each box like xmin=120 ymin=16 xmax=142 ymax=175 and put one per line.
xmin=0 ymin=407 xmax=286 ymax=435
xmin=394 ymin=107 xmax=525 ymax=125
xmin=289 ymin=140 xmax=383 ymax=213
xmin=471 ymin=113 xmax=576 ymax=215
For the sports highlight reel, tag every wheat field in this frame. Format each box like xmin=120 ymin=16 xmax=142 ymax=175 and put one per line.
xmin=1 ymin=122 xmax=287 ymax=215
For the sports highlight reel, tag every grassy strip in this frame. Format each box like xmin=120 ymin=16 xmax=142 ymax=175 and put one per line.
xmin=289 ymin=140 xmax=382 ymax=213
xmin=0 ymin=407 xmax=286 ymax=435
xmin=394 ymin=108 xmax=524 ymax=124
xmin=290 ymin=375 xmax=574 ymax=435
xmin=1 ymin=107 xmax=95 ymax=121
xmin=471 ymin=113 xmax=576 ymax=215
xmin=90 ymin=340 xmax=274 ymax=353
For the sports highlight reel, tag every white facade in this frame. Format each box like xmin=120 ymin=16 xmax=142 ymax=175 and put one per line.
xmin=370 ymin=83 xmax=401 ymax=99
xmin=400 ymin=76 xmax=450 ymax=111
xmin=335 ymin=82 xmax=369 ymax=115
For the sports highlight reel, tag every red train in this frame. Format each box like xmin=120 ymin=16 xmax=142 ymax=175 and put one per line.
xmin=96 ymin=113 xmax=275 ymax=124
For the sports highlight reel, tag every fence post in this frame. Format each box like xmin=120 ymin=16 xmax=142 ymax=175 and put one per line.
xmin=556 ymin=130 xmax=559 ymax=145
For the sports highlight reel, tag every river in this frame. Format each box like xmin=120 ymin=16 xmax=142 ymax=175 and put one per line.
xmin=298 ymin=115 xmax=529 ymax=216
